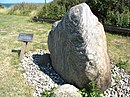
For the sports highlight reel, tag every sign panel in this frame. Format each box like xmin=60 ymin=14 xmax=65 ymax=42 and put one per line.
xmin=18 ymin=33 xmax=33 ymax=42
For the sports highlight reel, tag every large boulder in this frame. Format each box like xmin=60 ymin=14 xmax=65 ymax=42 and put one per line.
xmin=53 ymin=84 xmax=82 ymax=97
xmin=48 ymin=3 xmax=111 ymax=91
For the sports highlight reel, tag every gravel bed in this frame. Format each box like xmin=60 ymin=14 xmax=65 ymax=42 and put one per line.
xmin=20 ymin=50 xmax=65 ymax=97
xmin=19 ymin=50 xmax=130 ymax=97
xmin=102 ymin=64 xmax=130 ymax=97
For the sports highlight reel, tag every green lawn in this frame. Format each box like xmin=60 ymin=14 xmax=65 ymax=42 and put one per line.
xmin=0 ymin=13 xmax=51 ymax=97
xmin=106 ymin=33 xmax=130 ymax=73
xmin=0 ymin=13 xmax=129 ymax=96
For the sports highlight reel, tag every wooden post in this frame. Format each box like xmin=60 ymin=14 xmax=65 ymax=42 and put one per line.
xmin=20 ymin=42 xmax=28 ymax=61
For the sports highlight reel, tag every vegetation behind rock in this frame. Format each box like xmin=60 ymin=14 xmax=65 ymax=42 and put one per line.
xmin=6 ymin=0 xmax=130 ymax=27
xmin=7 ymin=2 xmax=42 ymax=16
xmin=0 ymin=4 xmax=4 ymax=8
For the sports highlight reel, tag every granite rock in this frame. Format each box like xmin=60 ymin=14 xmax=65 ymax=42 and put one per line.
xmin=48 ymin=3 xmax=111 ymax=91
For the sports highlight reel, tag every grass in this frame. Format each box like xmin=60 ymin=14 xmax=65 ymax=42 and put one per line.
xmin=106 ymin=33 xmax=130 ymax=72
xmin=0 ymin=13 xmax=51 ymax=97
xmin=0 ymin=12 xmax=130 ymax=96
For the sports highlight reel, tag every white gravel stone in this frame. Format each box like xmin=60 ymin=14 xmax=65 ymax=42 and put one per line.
xmin=19 ymin=50 xmax=65 ymax=97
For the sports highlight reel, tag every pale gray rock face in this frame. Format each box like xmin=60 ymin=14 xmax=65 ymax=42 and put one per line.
xmin=53 ymin=84 xmax=82 ymax=97
xmin=48 ymin=3 xmax=111 ymax=91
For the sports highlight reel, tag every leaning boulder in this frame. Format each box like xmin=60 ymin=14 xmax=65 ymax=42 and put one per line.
xmin=48 ymin=3 xmax=111 ymax=91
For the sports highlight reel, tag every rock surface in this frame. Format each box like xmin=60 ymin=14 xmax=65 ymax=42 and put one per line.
xmin=53 ymin=84 xmax=82 ymax=97
xmin=48 ymin=3 xmax=111 ymax=90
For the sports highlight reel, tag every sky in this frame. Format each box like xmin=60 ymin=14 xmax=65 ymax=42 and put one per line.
xmin=0 ymin=0 xmax=53 ymax=3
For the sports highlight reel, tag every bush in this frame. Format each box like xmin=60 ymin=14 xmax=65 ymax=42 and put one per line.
xmin=86 ymin=0 xmax=130 ymax=27
xmin=8 ymin=3 xmax=41 ymax=16
xmin=0 ymin=4 xmax=4 ymax=8
xmin=105 ymin=9 xmax=129 ymax=27
xmin=54 ymin=0 xmax=129 ymax=27
xmin=37 ymin=3 xmax=66 ymax=20
xmin=54 ymin=0 xmax=84 ymax=11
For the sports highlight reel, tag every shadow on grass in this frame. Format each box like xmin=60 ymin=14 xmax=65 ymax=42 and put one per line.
xmin=12 ymin=49 xmax=21 ymax=56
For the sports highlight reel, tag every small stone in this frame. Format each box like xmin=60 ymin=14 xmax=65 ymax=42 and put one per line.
xmin=53 ymin=84 xmax=82 ymax=97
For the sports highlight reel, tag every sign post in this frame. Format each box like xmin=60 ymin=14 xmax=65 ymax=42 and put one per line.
xmin=18 ymin=33 xmax=33 ymax=61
